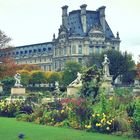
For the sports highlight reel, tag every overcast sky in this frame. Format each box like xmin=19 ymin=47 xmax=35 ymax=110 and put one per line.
xmin=0 ymin=0 xmax=140 ymax=61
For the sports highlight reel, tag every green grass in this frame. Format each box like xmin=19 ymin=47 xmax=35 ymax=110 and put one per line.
xmin=0 ymin=117 xmax=137 ymax=140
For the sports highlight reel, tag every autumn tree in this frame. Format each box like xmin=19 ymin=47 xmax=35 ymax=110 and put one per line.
xmin=0 ymin=57 xmax=18 ymax=79
xmin=136 ymin=63 xmax=140 ymax=80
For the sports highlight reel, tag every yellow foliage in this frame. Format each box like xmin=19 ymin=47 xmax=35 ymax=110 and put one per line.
xmin=17 ymin=70 xmax=31 ymax=75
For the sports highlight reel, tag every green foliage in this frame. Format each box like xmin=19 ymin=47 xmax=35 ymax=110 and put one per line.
xmin=87 ymin=50 xmax=135 ymax=83
xmin=132 ymin=99 xmax=140 ymax=138
xmin=121 ymin=70 xmax=136 ymax=84
xmin=21 ymin=73 xmax=31 ymax=86
xmin=30 ymin=71 xmax=47 ymax=84
xmin=62 ymin=61 xmax=82 ymax=87
xmin=104 ymin=50 xmax=135 ymax=82
xmin=48 ymin=72 xmax=61 ymax=84
xmin=80 ymin=66 xmax=102 ymax=99
xmin=100 ymin=93 xmax=107 ymax=113
xmin=2 ymin=76 xmax=15 ymax=95
xmin=114 ymin=87 xmax=132 ymax=97
xmin=87 ymin=53 xmax=102 ymax=68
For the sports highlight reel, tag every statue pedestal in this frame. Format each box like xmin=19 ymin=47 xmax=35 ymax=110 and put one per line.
xmin=67 ymin=85 xmax=81 ymax=96
xmin=11 ymin=87 xmax=26 ymax=99
xmin=133 ymin=86 xmax=140 ymax=97
xmin=0 ymin=83 xmax=3 ymax=93
xmin=101 ymin=76 xmax=114 ymax=95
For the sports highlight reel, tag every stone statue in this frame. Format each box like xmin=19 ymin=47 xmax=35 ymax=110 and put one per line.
xmin=55 ymin=81 xmax=59 ymax=91
xmin=69 ymin=72 xmax=82 ymax=87
xmin=102 ymin=54 xmax=110 ymax=77
xmin=134 ymin=79 xmax=140 ymax=87
xmin=14 ymin=73 xmax=23 ymax=87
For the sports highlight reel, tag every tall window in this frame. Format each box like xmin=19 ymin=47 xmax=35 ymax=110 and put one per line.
xmin=69 ymin=45 xmax=72 ymax=55
xmin=78 ymin=58 xmax=82 ymax=64
xmin=78 ymin=45 xmax=82 ymax=54
xmin=64 ymin=47 xmax=67 ymax=55
xmin=95 ymin=46 xmax=100 ymax=54
xmin=89 ymin=45 xmax=93 ymax=54
xmin=72 ymin=45 xmax=76 ymax=54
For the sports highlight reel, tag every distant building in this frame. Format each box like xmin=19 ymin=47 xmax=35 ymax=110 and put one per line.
xmin=0 ymin=4 xmax=120 ymax=71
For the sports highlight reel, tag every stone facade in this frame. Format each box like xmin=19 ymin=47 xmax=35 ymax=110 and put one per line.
xmin=0 ymin=4 xmax=120 ymax=71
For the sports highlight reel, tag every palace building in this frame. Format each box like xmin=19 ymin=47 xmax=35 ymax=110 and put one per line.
xmin=0 ymin=4 xmax=120 ymax=71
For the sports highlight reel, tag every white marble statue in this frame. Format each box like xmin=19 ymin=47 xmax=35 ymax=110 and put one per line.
xmin=69 ymin=72 xmax=82 ymax=87
xmin=55 ymin=81 xmax=59 ymax=91
xmin=14 ymin=73 xmax=23 ymax=87
xmin=102 ymin=54 xmax=110 ymax=77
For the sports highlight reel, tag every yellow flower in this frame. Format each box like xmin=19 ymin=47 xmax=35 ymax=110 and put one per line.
xmin=92 ymin=114 xmax=95 ymax=117
xmin=87 ymin=125 xmax=91 ymax=129
xmin=96 ymin=123 xmax=101 ymax=127
xmin=85 ymin=125 xmax=91 ymax=129
xmin=107 ymin=121 xmax=111 ymax=125
xmin=61 ymin=110 xmax=64 ymax=113
xmin=106 ymin=127 xmax=110 ymax=130
xmin=96 ymin=114 xmax=100 ymax=117
xmin=109 ymin=97 xmax=113 ymax=101
xmin=101 ymin=118 xmax=106 ymax=123
xmin=103 ymin=113 xmax=106 ymax=118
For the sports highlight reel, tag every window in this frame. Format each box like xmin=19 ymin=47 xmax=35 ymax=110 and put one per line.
xmin=64 ymin=47 xmax=67 ymax=55
xmin=29 ymin=50 xmax=32 ymax=53
xmin=20 ymin=51 xmax=23 ymax=54
xmin=25 ymin=50 xmax=27 ymax=54
xmin=95 ymin=46 xmax=100 ymax=54
xmin=43 ymin=48 xmax=46 ymax=51
xmin=78 ymin=45 xmax=82 ymax=54
xmin=72 ymin=45 xmax=76 ymax=54
xmin=34 ymin=49 xmax=37 ymax=53
xmin=38 ymin=49 xmax=41 ymax=52
xmin=89 ymin=45 xmax=93 ymax=54
xmin=48 ymin=47 xmax=52 ymax=51
xmin=78 ymin=58 xmax=82 ymax=64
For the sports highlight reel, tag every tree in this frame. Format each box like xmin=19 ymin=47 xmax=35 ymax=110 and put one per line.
xmin=30 ymin=71 xmax=47 ymax=84
xmin=0 ymin=30 xmax=11 ymax=48
xmin=87 ymin=50 xmax=135 ymax=83
xmin=80 ymin=66 xmax=102 ymax=99
xmin=0 ymin=57 xmax=18 ymax=79
xmin=17 ymin=70 xmax=31 ymax=86
xmin=48 ymin=72 xmax=62 ymax=84
xmin=62 ymin=61 xmax=82 ymax=87
xmin=87 ymin=53 xmax=102 ymax=68
xmin=2 ymin=76 xmax=15 ymax=95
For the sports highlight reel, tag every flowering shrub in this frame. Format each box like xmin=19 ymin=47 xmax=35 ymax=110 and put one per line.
xmin=86 ymin=113 xmax=115 ymax=133
xmin=132 ymin=99 xmax=140 ymax=138
xmin=0 ymin=100 xmax=33 ymax=117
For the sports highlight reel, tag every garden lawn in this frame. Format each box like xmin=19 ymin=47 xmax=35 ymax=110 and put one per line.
xmin=0 ymin=117 xmax=137 ymax=140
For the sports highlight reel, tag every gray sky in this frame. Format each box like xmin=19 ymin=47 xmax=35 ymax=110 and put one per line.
xmin=0 ymin=0 xmax=140 ymax=61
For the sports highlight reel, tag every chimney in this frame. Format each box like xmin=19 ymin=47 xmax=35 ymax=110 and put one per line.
xmin=61 ymin=5 xmax=68 ymax=27
xmin=80 ymin=4 xmax=87 ymax=33
xmin=98 ymin=6 xmax=106 ymax=32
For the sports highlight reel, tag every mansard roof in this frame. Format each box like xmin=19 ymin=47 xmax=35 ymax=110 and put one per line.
xmin=15 ymin=42 xmax=53 ymax=49
xmin=67 ymin=9 xmax=114 ymax=39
